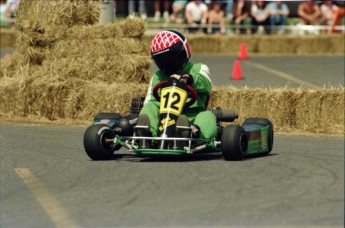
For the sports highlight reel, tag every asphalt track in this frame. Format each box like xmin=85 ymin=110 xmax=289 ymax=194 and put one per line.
xmin=1 ymin=54 xmax=344 ymax=227
xmin=0 ymin=123 xmax=344 ymax=227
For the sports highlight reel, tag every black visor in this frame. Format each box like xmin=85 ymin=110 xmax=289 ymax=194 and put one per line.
xmin=152 ymin=42 xmax=188 ymax=76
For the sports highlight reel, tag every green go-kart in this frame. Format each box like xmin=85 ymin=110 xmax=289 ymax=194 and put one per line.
xmin=83 ymin=78 xmax=273 ymax=161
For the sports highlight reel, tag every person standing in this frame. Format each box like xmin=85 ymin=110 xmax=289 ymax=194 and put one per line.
xmin=128 ymin=0 xmax=147 ymax=19
xmin=154 ymin=0 xmax=171 ymax=22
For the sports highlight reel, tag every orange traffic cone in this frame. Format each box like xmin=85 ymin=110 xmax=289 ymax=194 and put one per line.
xmin=238 ymin=42 xmax=248 ymax=60
xmin=231 ymin=60 xmax=243 ymax=80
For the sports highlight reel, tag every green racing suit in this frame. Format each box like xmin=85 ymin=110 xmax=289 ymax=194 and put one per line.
xmin=139 ymin=61 xmax=217 ymax=140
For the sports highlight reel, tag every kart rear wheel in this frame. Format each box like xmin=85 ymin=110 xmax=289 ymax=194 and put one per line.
xmin=243 ymin=118 xmax=273 ymax=153
xmin=221 ymin=125 xmax=248 ymax=161
xmin=83 ymin=124 xmax=116 ymax=160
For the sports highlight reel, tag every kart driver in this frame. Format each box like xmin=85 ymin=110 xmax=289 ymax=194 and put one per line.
xmin=136 ymin=30 xmax=217 ymax=141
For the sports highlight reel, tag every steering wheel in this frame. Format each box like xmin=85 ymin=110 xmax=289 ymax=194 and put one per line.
xmin=153 ymin=80 xmax=197 ymax=107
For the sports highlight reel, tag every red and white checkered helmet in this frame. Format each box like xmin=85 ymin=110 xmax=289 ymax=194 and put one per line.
xmin=150 ymin=30 xmax=191 ymax=76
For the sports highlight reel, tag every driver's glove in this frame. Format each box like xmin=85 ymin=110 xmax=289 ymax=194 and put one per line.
xmin=180 ymin=74 xmax=194 ymax=85
xmin=170 ymin=74 xmax=194 ymax=85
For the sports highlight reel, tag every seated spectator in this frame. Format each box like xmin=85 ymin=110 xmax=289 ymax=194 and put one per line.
xmin=185 ymin=0 xmax=208 ymax=33
xmin=320 ymin=0 xmax=339 ymax=26
xmin=251 ymin=0 xmax=269 ymax=34
xmin=225 ymin=0 xmax=234 ymax=21
xmin=232 ymin=0 xmax=251 ymax=34
xmin=297 ymin=0 xmax=321 ymax=25
xmin=128 ymin=0 xmax=147 ymax=20
xmin=154 ymin=0 xmax=171 ymax=22
xmin=328 ymin=6 xmax=345 ymax=33
xmin=207 ymin=2 xmax=226 ymax=34
xmin=267 ymin=0 xmax=289 ymax=34
xmin=170 ymin=0 xmax=187 ymax=24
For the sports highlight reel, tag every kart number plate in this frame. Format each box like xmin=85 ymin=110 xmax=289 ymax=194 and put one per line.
xmin=160 ymin=86 xmax=188 ymax=116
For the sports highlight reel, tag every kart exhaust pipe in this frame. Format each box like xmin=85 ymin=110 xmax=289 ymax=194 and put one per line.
xmin=210 ymin=107 xmax=238 ymax=122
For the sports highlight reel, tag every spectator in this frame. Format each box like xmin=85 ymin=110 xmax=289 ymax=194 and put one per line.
xmin=128 ymin=0 xmax=147 ymax=20
xmin=154 ymin=0 xmax=171 ymax=22
xmin=232 ymin=0 xmax=251 ymax=34
xmin=170 ymin=0 xmax=187 ymax=24
xmin=207 ymin=2 xmax=226 ymax=34
xmin=297 ymin=0 xmax=321 ymax=25
xmin=4 ymin=0 xmax=20 ymax=20
xmin=320 ymin=0 xmax=339 ymax=26
xmin=225 ymin=0 xmax=234 ymax=21
xmin=185 ymin=0 xmax=208 ymax=33
xmin=328 ymin=6 xmax=345 ymax=33
xmin=251 ymin=0 xmax=269 ymax=34
xmin=267 ymin=0 xmax=289 ymax=34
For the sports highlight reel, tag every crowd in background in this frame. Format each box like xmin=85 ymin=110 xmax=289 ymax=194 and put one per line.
xmin=1 ymin=0 xmax=344 ymax=35
xmin=125 ymin=0 xmax=344 ymax=35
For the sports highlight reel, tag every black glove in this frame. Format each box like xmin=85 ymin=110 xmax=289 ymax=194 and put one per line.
xmin=180 ymin=74 xmax=193 ymax=85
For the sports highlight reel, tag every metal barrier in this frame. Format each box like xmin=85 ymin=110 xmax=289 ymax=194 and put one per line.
xmin=145 ymin=23 xmax=345 ymax=35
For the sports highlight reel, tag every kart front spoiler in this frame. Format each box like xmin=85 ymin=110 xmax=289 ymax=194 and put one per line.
xmin=114 ymin=136 xmax=218 ymax=155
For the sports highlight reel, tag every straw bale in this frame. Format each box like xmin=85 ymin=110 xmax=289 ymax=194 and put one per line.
xmin=51 ymin=37 xmax=148 ymax=59
xmin=120 ymin=17 xmax=146 ymax=38
xmin=16 ymin=0 xmax=99 ymax=29
xmin=295 ymin=36 xmax=333 ymax=54
xmin=65 ymin=24 xmax=124 ymax=40
xmin=187 ymin=35 xmax=222 ymax=53
xmin=219 ymin=36 xmax=258 ymax=53
xmin=329 ymin=35 xmax=345 ymax=54
xmin=16 ymin=26 xmax=68 ymax=48
xmin=210 ymin=87 xmax=344 ymax=134
xmin=0 ymin=28 xmax=18 ymax=48
xmin=257 ymin=36 xmax=297 ymax=54
xmin=34 ymin=54 xmax=150 ymax=83
xmin=64 ymin=82 xmax=148 ymax=120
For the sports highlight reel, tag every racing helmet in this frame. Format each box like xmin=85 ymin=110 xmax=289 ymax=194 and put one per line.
xmin=150 ymin=30 xmax=191 ymax=76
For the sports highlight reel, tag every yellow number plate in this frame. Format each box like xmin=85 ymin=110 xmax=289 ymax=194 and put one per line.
xmin=159 ymin=86 xmax=188 ymax=116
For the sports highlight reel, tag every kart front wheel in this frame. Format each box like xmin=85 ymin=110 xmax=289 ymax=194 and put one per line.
xmin=83 ymin=124 xmax=116 ymax=160
xmin=221 ymin=125 xmax=248 ymax=161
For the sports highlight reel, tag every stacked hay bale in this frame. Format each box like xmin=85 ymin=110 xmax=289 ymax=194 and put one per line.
xmin=0 ymin=0 xmax=151 ymax=121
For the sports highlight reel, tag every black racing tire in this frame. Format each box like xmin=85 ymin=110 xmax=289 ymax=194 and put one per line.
xmin=243 ymin=118 xmax=274 ymax=153
xmin=83 ymin=124 xmax=116 ymax=160
xmin=221 ymin=125 xmax=248 ymax=161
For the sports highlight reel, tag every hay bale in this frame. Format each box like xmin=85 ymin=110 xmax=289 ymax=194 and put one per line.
xmin=329 ymin=35 xmax=345 ymax=54
xmin=219 ymin=36 xmax=258 ymax=53
xmin=64 ymin=82 xmax=148 ymax=120
xmin=257 ymin=36 xmax=297 ymax=54
xmin=0 ymin=0 xmax=150 ymax=123
xmin=16 ymin=0 xmax=99 ymax=29
xmin=295 ymin=36 xmax=333 ymax=54
xmin=0 ymin=28 xmax=18 ymax=48
xmin=187 ymin=35 xmax=222 ymax=53
xmin=210 ymin=87 xmax=344 ymax=134
xmin=65 ymin=24 xmax=124 ymax=40
xmin=120 ymin=17 xmax=146 ymax=38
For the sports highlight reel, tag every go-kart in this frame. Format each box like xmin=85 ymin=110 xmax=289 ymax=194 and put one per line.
xmin=83 ymin=77 xmax=274 ymax=161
